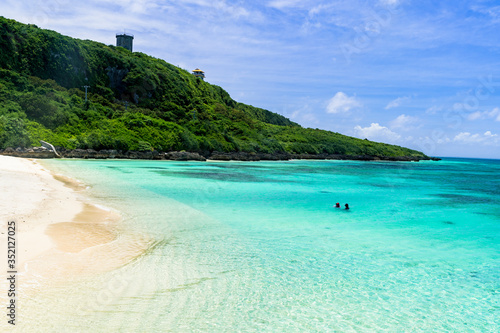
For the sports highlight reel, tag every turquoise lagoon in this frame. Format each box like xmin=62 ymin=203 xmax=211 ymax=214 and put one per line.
xmin=32 ymin=158 xmax=499 ymax=331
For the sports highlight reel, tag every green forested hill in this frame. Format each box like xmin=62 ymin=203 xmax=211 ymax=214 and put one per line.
xmin=0 ymin=17 xmax=428 ymax=159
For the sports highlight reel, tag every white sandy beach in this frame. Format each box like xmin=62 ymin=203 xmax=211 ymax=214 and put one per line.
xmin=1 ymin=156 xmax=84 ymax=269
xmin=0 ymin=156 xmax=151 ymax=309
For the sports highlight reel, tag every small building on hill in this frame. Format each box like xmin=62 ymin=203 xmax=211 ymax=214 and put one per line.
xmin=116 ymin=33 xmax=134 ymax=52
xmin=192 ymin=69 xmax=205 ymax=80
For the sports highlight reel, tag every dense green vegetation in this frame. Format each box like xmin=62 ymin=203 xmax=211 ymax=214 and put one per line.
xmin=0 ymin=16 xmax=427 ymax=158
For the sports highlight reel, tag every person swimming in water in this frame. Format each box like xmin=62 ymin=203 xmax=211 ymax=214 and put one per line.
xmin=345 ymin=203 xmax=349 ymax=210
xmin=335 ymin=202 xmax=340 ymax=208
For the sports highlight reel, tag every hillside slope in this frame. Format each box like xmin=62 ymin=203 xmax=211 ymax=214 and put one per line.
xmin=0 ymin=17 xmax=429 ymax=160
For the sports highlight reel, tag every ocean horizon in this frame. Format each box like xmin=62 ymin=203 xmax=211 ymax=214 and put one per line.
xmin=30 ymin=157 xmax=499 ymax=332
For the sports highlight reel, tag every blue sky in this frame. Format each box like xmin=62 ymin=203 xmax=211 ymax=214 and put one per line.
xmin=3 ymin=0 xmax=500 ymax=158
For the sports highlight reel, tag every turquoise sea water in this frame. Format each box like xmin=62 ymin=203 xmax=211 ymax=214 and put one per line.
xmin=34 ymin=158 xmax=499 ymax=332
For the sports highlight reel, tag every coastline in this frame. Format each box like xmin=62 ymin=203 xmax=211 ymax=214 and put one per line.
xmin=0 ymin=155 xmax=151 ymax=294
xmin=0 ymin=147 xmax=441 ymax=162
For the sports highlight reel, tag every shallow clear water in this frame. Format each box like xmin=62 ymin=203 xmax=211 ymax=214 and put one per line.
xmin=29 ymin=158 xmax=500 ymax=332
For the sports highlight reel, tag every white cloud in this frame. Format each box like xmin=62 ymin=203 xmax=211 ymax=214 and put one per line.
xmin=326 ymin=92 xmax=362 ymax=114
xmin=290 ymin=104 xmax=319 ymax=124
xmin=471 ymin=5 xmax=500 ymax=23
xmin=453 ymin=131 xmax=500 ymax=145
xmin=487 ymin=109 xmax=500 ymax=121
xmin=416 ymin=134 xmax=451 ymax=146
xmin=425 ymin=105 xmax=442 ymax=115
xmin=307 ymin=2 xmax=345 ymax=18
xmin=97 ymin=0 xmax=161 ymax=14
xmin=390 ymin=114 xmax=419 ymax=130
xmin=467 ymin=107 xmax=500 ymax=122
xmin=452 ymin=103 xmax=464 ymax=111
xmin=267 ymin=0 xmax=303 ymax=10
xmin=385 ymin=95 xmax=411 ymax=109
xmin=379 ymin=0 xmax=400 ymax=6
xmin=354 ymin=123 xmax=401 ymax=144
xmin=467 ymin=111 xmax=482 ymax=121
xmin=147 ymin=0 xmax=254 ymax=20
